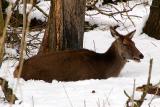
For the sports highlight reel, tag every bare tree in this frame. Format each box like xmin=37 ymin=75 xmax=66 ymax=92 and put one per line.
xmin=39 ymin=0 xmax=86 ymax=53
xmin=143 ymin=0 xmax=160 ymax=39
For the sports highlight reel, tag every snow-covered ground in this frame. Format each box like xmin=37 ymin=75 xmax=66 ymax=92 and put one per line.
xmin=1 ymin=0 xmax=160 ymax=107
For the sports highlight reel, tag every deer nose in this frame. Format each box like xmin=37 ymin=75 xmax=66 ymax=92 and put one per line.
xmin=139 ymin=54 xmax=144 ymax=59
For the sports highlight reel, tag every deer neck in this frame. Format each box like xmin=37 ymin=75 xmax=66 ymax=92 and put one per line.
xmin=105 ymin=42 xmax=127 ymax=65
xmin=101 ymin=43 xmax=127 ymax=77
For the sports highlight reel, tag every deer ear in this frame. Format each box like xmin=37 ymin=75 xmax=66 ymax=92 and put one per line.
xmin=110 ymin=27 xmax=120 ymax=39
xmin=126 ymin=30 xmax=136 ymax=39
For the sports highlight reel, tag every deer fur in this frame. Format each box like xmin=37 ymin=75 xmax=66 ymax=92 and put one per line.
xmin=14 ymin=27 xmax=144 ymax=82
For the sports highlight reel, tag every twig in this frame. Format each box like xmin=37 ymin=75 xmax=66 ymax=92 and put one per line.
xmin=147 ymin=59 xmax=153 ymax=85
xmin=131 ymin=79 xmax=136 ymax=107
xmin=12 ymin=0 xmax=33 ymax=105
xmin=103 ymin=89 xmax=113 ymax=107
xmin=93 ymin=40 xmax=96 ymax=51
xmin=96 ymin=98 xmax=101 ymax=107
xmin=136 ymin=59 xmax=153 ymax=106
xmin=32 ymin=96 xmax=35 ymax=107
xmin=121 ymin=2 xmax=135 ymax=27
xmin=34 ymin=5 xmax=49 ymax=17
xmin=86 ymin=1 xmax=147 ymax=27
xmin=63 ymin=85 xmax=73 ymax=107
xmin=84 ymin=100 xmax=86 ymax=107
xmin=92 ymin=2 xmax=148 ymax=17
xmin=125 ymin=59 xmax=153 ymax=107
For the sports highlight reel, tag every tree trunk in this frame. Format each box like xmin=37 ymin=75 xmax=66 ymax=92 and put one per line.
xmin=62 ymin=0 xmax=85 ymax=50
xmin=39 ymin=0 xmax=85 ymax=53
xmin=143 ymin=0 xmax=160 ymax=39
xmin=0 ymin=0 xmax=4 ymax=65
xmin=0 ymin=1 xmax=4 ymax=35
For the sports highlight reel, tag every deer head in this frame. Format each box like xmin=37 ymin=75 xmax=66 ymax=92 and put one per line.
xmin=110 ymin=27 xmax=144 ymax=62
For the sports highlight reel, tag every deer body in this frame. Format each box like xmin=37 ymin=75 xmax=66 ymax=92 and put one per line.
xmin=14 ymin=27 xmax=143 ymax=82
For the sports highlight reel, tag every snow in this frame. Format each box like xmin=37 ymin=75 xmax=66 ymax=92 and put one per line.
xmin=5 ymin=1 xmax=50 ymax=22
xmin=1 ymin=0 xmax=160 ymax=107
xmin=17 ymin=1 xmax=50 ymax=21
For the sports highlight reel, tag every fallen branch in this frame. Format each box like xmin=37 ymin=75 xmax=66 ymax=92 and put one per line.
xmin=0 ymin=78 xmax=18 ymax=104
xmin=136 ymin=84 xmax=160 ymax=96
xmin=125 ymin=59 xmax=153 ymax=107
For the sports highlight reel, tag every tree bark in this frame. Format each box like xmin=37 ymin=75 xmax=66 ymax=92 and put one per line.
xmin=143 ymin=0 xmax=160 ymax=39
xmin=0 ymin=0 xmax=4 ymax=65
xmin=0 ymin=1 xmax=4 ymax=35
xmin=39 ymin=0 xmax=85 ymax=53
xmin=62 ymin=0 xmax=85 ymax=50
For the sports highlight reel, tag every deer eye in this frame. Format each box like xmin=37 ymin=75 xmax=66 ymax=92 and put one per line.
xmin=123 ymin=44 xmax=130 ymax=49
xmin=123 ymin=43 xmax=128 ymax=47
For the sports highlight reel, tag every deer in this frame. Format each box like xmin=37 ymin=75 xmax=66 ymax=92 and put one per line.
xmin=14 ymin=27 xmax=144 ymax=82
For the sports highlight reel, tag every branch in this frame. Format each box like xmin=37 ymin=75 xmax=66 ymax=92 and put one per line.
xmin=34 ymin=5 xmax=49 ymax=17
xmin=0 ymin=78 xmax=18 ymax=104
xmin=86 ymin=1 xmax=148 ymax=26
xmin=125 ymin=59 xmax=153 ymax=107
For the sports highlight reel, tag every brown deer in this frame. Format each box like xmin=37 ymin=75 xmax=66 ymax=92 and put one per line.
xmin=14 ymin=27 xmax=144 ymax=82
